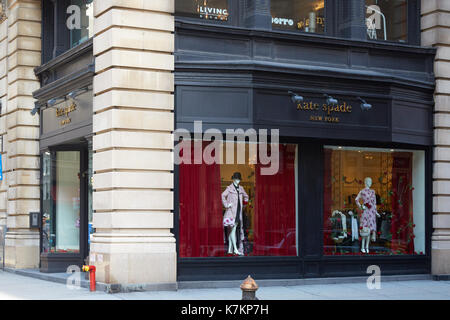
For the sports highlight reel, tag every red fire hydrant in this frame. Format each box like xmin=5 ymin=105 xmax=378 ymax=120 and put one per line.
xmin=82 ymin=265 xmax=96 ymax=292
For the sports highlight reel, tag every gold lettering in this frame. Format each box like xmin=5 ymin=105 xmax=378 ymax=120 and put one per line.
xmin=60 ymin=118 xmax=71 ymax=126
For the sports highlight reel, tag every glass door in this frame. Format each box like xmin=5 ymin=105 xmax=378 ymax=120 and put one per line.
xmin=40 ymin=145 xmax=89 ymax=272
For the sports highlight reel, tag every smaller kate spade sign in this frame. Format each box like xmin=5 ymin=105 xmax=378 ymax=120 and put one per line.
xmin=55 ymin=102 xmax=77 ymax=126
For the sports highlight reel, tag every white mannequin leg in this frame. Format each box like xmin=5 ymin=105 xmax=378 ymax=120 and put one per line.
xmin=228 ymin=225 xmax=238 ymax=255
xmin=365 ymin=236 xmax=370 ymax=253
xmin=361 ymin=237 xmax=366 ymax=253
xmin=227 ymin=229 xmax=233 ymax=254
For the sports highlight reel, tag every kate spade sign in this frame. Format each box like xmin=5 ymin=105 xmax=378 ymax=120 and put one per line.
xmin=296 ymin=101 xmax=353 ymax=123
xmin=42 ymin=89 xmax=93 ymax=135
xmin=56 ymin=102 xmax=77 ymax=126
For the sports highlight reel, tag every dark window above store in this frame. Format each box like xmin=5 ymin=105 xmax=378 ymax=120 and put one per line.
xmin=42 ymin=0 xmax=94 ymax=65
xmin=366 ymin=0 xmax=408 ymax=43
xmin=271 ymin=0 xmax=325 ymax=34
xmin=174 ymin=0 xmax=421 ymax=46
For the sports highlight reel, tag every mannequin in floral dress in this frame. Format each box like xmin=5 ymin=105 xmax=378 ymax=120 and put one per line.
xmin=355 ymin=177 xmax=380 ymax=253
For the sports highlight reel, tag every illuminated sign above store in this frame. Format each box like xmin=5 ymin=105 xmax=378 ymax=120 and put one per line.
xmin=197 ymin=6 xmax=228 ymax=20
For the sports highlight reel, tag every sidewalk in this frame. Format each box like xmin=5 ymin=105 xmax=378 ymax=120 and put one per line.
xmin=0 ymin=270 xmax=450 ymax=300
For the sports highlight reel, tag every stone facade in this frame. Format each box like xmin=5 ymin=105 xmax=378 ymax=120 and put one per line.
xmin=0 ymin=0 xmax=41 ymax=269
xmin=89 ymin=0 xmax=176 ymax=286
xmin=422 ymin=0 xmax=450 ymax=275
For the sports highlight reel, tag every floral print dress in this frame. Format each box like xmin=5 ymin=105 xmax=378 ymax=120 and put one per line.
xmin=355 ymin=188 xmax=378 ymax=232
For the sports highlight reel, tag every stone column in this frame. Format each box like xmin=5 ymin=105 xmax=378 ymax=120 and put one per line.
xmin=338 ymin=0 xmax=367 ymax=40
xmin=245 ymin=0 xmax=271 ymax=29
xmin=0 ymin=3 xmax=9 ymax=230
xmin=3 ymin=0 xmax=41 ymax=269
xmin=91 ymin=0 xmax=176 ymax=288
xmin=422 ymin=0 xmax=450 ymax=275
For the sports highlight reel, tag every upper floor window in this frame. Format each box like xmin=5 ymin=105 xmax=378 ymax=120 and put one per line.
xmin=366 ymin=0 xmax=407 ymax=43
xmin=175 ymin=0 xmax=229 ymax=22
xmin=70 ymin=0 xmax=94 ymax=48
xmin=271 ymin=0 xmax=325 ymax=34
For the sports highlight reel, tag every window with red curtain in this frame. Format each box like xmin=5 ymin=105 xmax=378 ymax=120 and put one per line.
xmin=179 ymin=141 xmax=298 ymax=257
xmin=323 ymin=146 xmax=425 ymax=256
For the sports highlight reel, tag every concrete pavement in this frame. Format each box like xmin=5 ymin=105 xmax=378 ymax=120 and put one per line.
xmin=0 ymin=271 xmax=450 ymax=300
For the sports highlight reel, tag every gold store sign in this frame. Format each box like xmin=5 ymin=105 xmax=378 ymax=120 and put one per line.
xmin=296 ymin=101 xmax=352 ymax=123
xmin=55 ymin=102 xmax=77 ymax=126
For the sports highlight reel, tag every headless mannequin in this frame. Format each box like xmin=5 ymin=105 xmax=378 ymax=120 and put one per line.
xmin=356 ymin=177 xmax=380 ymax=254
xmin=226 ymin=179 xmax=243 ymax=255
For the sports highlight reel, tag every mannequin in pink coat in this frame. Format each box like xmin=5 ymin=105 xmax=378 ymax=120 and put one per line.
xmin=221 ymin=172 xmax=249 ymax=256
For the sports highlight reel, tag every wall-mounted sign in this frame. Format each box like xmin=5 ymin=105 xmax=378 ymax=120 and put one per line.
xmin=29 ymin=212 xmax=40 ymax=229
xmin=296 ymin=100 xmax=353 ymax=123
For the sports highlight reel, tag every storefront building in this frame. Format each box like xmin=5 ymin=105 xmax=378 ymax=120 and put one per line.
xmin=174 ymin=0 xmax=436 ymax=281
xmin=0 ymin=0 xmax=449 ymax=289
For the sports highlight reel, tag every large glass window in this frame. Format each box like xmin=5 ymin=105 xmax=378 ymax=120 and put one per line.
xmin=175 ymin=0 xmax=229 ymax=21
xmin=179 ymin=141 xmax=298 ymax=257
xmin=366 ymin=0 xmax=407 ymax=42
xmin=42 ymin=151 xmax=81 ymax=254
xmin=70 ymin=0 xmax=94 ymax=48
xmin=271 ymin=0 xmax=325 ymax=34
xmin=323 ymin=146 xmax=425 ymax=256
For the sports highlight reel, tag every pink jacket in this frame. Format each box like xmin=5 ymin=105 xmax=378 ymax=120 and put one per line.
xmin=221 ymin=184 xmax=249 ymax=227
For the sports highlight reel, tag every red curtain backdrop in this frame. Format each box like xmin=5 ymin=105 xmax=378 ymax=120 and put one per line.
xmin=390 ymin=152 xmax=415 ymax=254
xmin=323 ymin=148 xmax=334 ymax=255
xmin=179 ymin=142 xmax=224 ymax=257
xmin=253 ymin=144 xmax=297 ymax=256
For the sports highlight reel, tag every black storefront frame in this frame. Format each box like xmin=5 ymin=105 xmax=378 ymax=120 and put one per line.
xmin=174 ymin=137 xmax=432 ymax=281
xmin=39 ymin=143 xmax=90 ymax=273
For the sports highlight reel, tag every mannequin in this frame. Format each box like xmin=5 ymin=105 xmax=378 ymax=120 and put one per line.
xmin=355 ymin=177 xmax=380 ymax=253
xmin=221 ymin=172 xmax=249 ymax=256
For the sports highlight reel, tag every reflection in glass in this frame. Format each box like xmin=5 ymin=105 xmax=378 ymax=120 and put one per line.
xmin=323 ymin=146 xmax=425 ymax=256
xmin=41 ymin=151 xmax=81 ymax=254
xmin=366 ymin=0 xmax=407 ymax=42
xmin=175 ymin=0 xmax=229 ymax=21
xmin=271 ymin=0 xmax=325 ymax=33
xmin=70 ymin=0 xmax=94 ymax=47
xmin=179 ymin=141 xmax=298 ymax=257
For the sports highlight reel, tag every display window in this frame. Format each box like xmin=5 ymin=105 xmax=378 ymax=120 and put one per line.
xmin=175 ymin=0 xmax=229 ymax=21
xmin=42 ymin=151 xmax=81 ymax=254
xmin=271 ymin=0 xmax=325 ymax=34
xmin=323 ymin=146 xmax=426 ymax=256
xmin=366 ymin=0 xmax=407 ymax=42
xmin=179 ymin=141 xmax=298 ymax=257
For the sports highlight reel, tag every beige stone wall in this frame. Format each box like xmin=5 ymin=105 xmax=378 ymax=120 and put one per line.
xmin=2 ymin=0 xmax=41 ymax=269
xmin=422 ymin=0 xmax=450 ymax=275
xmin=90 ymin=0 xmax=176 ymax=285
